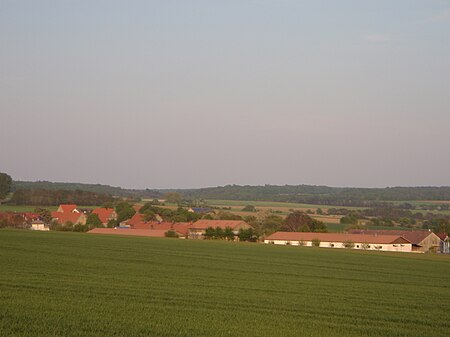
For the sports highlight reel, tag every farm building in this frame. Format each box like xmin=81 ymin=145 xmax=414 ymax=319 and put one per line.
xmin=92 ymin=208 xmax=117 ymax=225
xmin=347 ymin=229 xmax=442 ymax=253
xmin=30 ymin=221 xmax=50 ymax=231
xmin=188 ymin=220 xmax=253 ymax=239
xmin=88 ymin=228 xmax=183 ymax=238
xmin=264 ymin=232 xmax=413 ymax=252
xmin=131 ymin=221 xmax=191 ymax=238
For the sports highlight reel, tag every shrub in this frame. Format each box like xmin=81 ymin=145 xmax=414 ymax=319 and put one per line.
xmin=165 ymin=230 xmax=179 ymax=238
xmin=312 ymin=239 xmax=321 ymax=247
xmin=343 ymin=240 xmax=355 ymax=249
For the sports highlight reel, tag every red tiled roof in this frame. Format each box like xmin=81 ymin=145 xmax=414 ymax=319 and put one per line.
xmin=131 ymin=221 xmax=192 ymax=236
xmin=126 ymin=213 xmax=144 ymax=226
xmin=191 ymin=220 xmax=251 ymax=230
xmin=92 ymin=208 xmax=116 ymax=224
xmin=58 ymin=204 xmax=78 ymax=213
xmin=265 ymin=232 xmax=411 ymax=244
xmin=21 ymin=212 xmax=40 ymax=220
xmin=346 ymin=229 xmax=435 ymax=245
xmin=87 ymin=228 xmax=179 ymax=238
xmin=51 ymin=211 xmax=85 ymax=224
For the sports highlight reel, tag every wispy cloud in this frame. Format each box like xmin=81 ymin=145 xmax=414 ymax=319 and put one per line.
xmin=362 ymin=34 xmax=391 ymax=42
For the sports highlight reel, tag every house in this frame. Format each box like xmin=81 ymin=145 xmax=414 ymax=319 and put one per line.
xmin=437 ymin=233 xmax=449 ymax=254
xmin=188 ymin=220 xmax=253 ymax=239
xmin=264 ymin=232 xmax=412 ymax=253
xmin=51 ymin=204 xmax=87 ymax=225
xmin=56 ymin=204 xmax=80 ymax=213
xmin=92 ymin=208 xmax=117 ymax=225
xmin=347 ymin=229 xmax=442 ymax=253
xmin=125 ymin=213 xmax=144 ymax=227
xmin=87 ymin=228 xmax=184 ymax=238
xmin=30 ymin=220 xmax=49 ymax=231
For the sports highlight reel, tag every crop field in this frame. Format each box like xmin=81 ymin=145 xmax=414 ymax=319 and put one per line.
xmin=1 ymin=230 xmax=449 ymax=337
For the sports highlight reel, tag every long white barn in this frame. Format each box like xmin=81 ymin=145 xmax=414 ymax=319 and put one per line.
xmin=264 ymin=232 xmax=412 ymax=252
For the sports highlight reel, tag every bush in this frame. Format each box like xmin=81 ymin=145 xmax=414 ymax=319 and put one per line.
xmin=165 ymin=230 xmax=179 ymax=238
xmin=241 ymin=205 xmax=256 ymax=212
xmin=311 ymin=239 xmax=321 ymax=247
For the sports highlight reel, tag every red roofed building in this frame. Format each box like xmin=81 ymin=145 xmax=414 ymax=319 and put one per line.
xmin=52 ymin=204 xmax=86 ymax=225
xmin=189 ymin=220 xmax=252 ymax=239
xmin=132 ymin=221 xmax=192 ymax=237
xmin=346 ymin=229 xmax=442 ymax=253
xmin=264 ymin=232 xmax=412 ymax=252
xmin=87 ymin=228 xmax=183 ymax=238
xmin=125 ymin=213 xmax=144 ymax=227
xmin=92 ymin=208 xmax=117 ymax=225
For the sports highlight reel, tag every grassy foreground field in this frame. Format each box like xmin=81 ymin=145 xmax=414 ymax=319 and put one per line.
xmin=0 ymin=230 xmax=449 ymax=337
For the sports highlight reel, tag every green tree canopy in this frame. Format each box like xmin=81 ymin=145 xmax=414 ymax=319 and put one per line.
xmin=0 ymin=172 xmax=12 ymax=199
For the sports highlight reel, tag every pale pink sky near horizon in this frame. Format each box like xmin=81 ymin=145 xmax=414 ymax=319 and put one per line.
xmin=1 ymin=1 xmax=450 ymax=189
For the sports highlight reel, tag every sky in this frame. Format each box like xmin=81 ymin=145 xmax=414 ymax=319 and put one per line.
xmin=1 ymin=0 xmax=449 ymax=189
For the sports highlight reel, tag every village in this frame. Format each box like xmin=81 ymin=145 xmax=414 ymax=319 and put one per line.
xmin=2 ymin=203 xmax=448 ymax=254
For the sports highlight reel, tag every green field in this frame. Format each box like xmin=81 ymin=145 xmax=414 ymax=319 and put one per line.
xmin=206 ymin=199 xmax=363 ymax=210
xmin=0 ymin=205 xmax=100 ymax=212
xmin=0 ymin=230 xmax=449 ymax=337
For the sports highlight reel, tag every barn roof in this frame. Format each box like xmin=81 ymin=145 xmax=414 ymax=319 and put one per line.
xmin=190 ymin=220 xmax=250 ymax=230
xmin=88 ymin=228 xmax=181 ymax=238
xmin=346 ymin=229 xmax=436 ymax=245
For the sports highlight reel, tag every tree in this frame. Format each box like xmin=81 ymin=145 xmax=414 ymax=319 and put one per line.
xmin=343 ymin=240 xmax=355 ymax=249
xmin=86 ymin=213 xmax=103 ymax=227
xmin=214 ymin=227 xmax=224 ymax=239
xmin=282 ymin=211 xmax=327 ymax=232
xmin=164 ymin=192 xmax=182 ymax=204
xmin=241 ymin=205 xmax=256 ymax=212
xmin=223 ymin=227 xmax=235 ymax=241
xmin=204 ymin=227 xmax=215 ymax=239
xmin=34 ymin=207 xmax=52 ymax=223
xmin=238 ymin=228 xmax=257 ymax=242
xmin=0 ymin=172 xmax=12 ymax=199
xmin=143 ymin=211 xmax=156 ymax=222
xmin=311 ymin=239 xmax=321 ymax=247
xmin=165 ymin=230 xmax=179 ymax=238
xmin=116 ymin=202 xmax=136 ymax=223
xmin=316 ymin=208 xmax=323 ymax=215
xmin=340 ymin=215 xmax=358 ymax=225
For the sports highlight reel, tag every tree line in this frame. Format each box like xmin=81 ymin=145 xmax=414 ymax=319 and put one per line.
xmin=9 ymin=189 xmax=113 ymax=206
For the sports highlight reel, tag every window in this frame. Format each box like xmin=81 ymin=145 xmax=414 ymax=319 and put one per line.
xmin=356 ymin=245 xmax=359 ymax=248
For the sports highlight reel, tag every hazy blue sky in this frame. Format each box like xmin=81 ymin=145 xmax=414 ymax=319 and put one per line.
xmin=1 ymin=0 xmax=449 ymax=189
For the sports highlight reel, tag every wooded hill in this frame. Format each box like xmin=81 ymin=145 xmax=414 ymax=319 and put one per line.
xmin=11 ymin=181 xmax=450 ymax=206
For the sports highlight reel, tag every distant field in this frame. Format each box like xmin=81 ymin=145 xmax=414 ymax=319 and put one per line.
xmin=0 ymin=205 xmax=100 ymax=212
xmin=0 ymin=230 xmax=449 ymax=337
xmin=206 ymin=199 xmax=363 ymax=210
